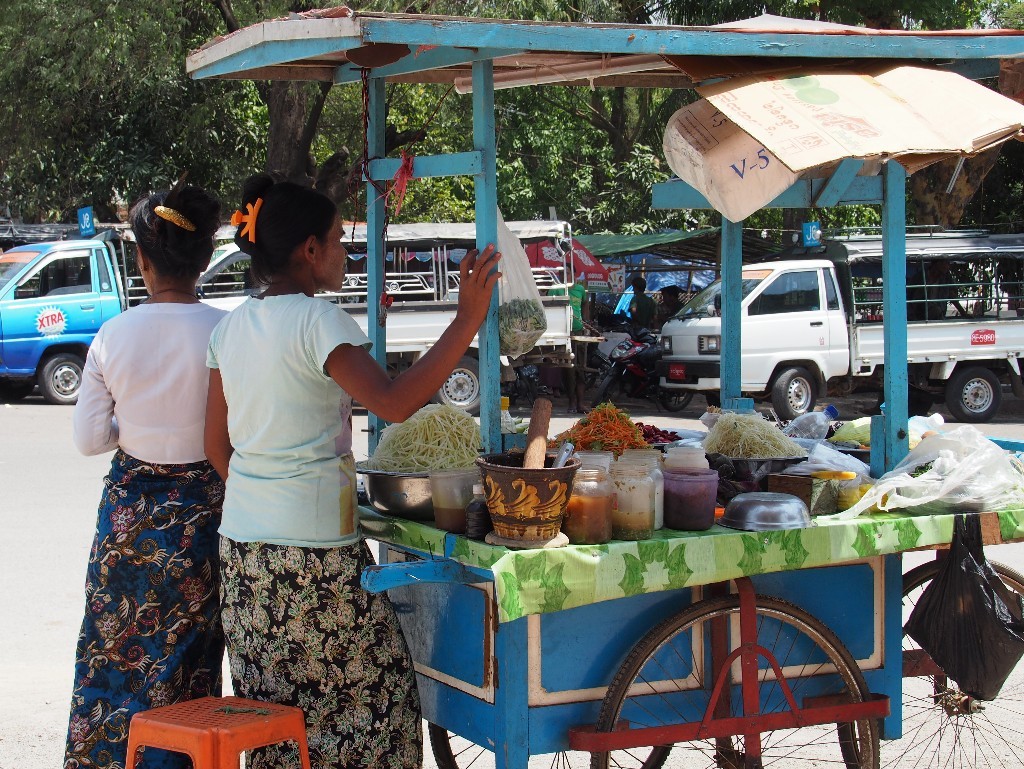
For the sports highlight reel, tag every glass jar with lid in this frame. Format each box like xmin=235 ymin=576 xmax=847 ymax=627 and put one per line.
xmin=563 ymin=467 xmax=613 ymax=545
xmin=619 ymin=449 xmax=664 ymax=530
xmin=609 ymin=462 xmax=655 ymax=541
xmin=664 ymin=446 xmax=710 ymax=472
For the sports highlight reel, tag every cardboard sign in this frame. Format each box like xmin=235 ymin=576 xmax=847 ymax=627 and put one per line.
xmin=663 ymin=98 xmax=798 ymax=222
xmin=663 ymin=65 xmax=1024 ymax=221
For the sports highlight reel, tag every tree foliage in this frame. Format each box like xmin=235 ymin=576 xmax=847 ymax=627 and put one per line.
xmin=0 ymin=0 xmax=1012 ymax=241
xmin=0 ymin=0 xmax=266 ymax=221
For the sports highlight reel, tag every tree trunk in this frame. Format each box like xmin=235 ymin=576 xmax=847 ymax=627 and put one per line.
xmin=266 ymin=81 xmax=318 ymax=186
xmin=909 ymin=61 xmax=1024 ymax=227
xmin=909 ymin=149 xmax=1002 ymax=227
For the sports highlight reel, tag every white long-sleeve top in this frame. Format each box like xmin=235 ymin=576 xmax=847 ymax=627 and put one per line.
xmin=73 ymin=302 xmax=227 ymax=464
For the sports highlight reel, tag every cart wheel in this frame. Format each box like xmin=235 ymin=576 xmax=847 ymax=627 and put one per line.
xmin=428 ymin=723 xmax=598 ymax=769
xmin=880 ymin=559 xmax=1024 ymax=768
xmin=590 ymin=595 xmax=878 ymax=769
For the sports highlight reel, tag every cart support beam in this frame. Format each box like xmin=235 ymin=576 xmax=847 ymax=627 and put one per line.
xmin=365 ymin=74 xmax=387 ymax=453
xmin=873 ymin=161 xmax=910 ymax=476
xmin=567 ymin=695 xmax=889 ymax=751
xmin=473 ymin=59 xmax=502 ymax=454
xmin=720 ymin=218 xmax=750 ymax=410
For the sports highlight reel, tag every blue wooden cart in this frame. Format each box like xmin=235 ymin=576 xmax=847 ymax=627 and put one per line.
xmin=360 ymin=507 xmax=1024 ymax=769
xmin=185 ymin=11 xmax=1024 ymax=768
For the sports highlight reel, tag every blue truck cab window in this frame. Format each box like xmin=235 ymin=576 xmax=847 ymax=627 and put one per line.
xmin=14 ymin=250 xmax=93 ymax=299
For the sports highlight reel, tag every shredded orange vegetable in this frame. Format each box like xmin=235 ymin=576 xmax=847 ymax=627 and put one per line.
xmin=550 ymin=402 xmax=648 ymax=457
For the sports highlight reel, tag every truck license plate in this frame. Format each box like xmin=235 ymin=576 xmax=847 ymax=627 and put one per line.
xmin=668 ymin=363 xmax=686 ymax=380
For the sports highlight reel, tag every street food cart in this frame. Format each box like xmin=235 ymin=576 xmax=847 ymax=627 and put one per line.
xmin=187 ymin=11 xmax=1024 ymax=768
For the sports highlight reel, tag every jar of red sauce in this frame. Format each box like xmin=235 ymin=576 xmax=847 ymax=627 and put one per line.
xmin=563 ymin=467 xmax=614 ymax=545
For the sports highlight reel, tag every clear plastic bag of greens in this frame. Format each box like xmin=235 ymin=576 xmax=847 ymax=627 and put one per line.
xmin=495 ymin=211 xmax=547 ymax=358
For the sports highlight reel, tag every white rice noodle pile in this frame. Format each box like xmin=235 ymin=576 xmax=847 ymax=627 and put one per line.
xmin=704 ymin=412 xmax=806 ymax=459
xmin=366 ymin=404 xmax=481 ymax=472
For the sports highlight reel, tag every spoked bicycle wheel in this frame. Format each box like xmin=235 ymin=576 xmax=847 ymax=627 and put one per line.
xmin=881 ymin=559 xmax=1024 ymax=768
xmin=589 ymin=594 xmax=878 ymax=769
xmin=428 ymin=723 xmax=605 ymax=769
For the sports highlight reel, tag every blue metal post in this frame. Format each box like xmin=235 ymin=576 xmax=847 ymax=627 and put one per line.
xmin=720 ymin=218 xmax=752 ymax=411
xmin=365 ymin=75 xmax=387 ymax=452
xmin=872 ymin=161 xmax=909 ymax=475
xmin=472 ymin=60 xmax=501 ymax=454
xmin=492 ymin=617 xmax=530 ymax=769
xmin=881 ymin=554 xmax=904 ymax=739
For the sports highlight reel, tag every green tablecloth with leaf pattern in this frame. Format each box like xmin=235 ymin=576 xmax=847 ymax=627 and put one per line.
xmin=359 ymin=508 xmax=1024 ymax=623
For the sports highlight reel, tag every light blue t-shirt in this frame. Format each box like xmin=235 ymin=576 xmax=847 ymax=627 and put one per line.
xmin=207 ymin=294 xmax=371 ymax=547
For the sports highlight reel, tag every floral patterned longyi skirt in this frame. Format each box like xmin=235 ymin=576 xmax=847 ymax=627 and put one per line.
xmin=65 ymin=450 xmax=225 ymax=769
xmin=219 ymin=537 xmax=423 ymax=769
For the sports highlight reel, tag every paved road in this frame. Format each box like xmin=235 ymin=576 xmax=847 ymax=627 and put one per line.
xmin=2 ymin=392 xmax=1023 ymax=768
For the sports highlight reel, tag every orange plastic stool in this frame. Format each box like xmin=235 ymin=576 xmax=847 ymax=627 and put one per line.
xmin=125 ymin=696 xmax=312 ymax=769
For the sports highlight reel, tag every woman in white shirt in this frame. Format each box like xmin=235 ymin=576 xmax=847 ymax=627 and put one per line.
xmin=65 ymin=182 xmax=227 ymax=769
xmin=204 ymin=173 xmax=499 ymax=769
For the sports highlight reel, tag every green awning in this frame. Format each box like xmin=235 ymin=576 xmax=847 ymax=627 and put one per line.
xmin=575 ymin=227 xmax=720 ymax=257
xmin=576 ymin=227 xmax=778 ymax=263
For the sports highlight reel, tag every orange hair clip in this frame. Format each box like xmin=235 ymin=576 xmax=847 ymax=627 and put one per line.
xmin=230 ymin=198 xmax=263 ymax=243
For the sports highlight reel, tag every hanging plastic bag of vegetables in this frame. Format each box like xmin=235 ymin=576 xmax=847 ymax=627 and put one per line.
xmin=495 ymin=210 xmax=547 ymax=358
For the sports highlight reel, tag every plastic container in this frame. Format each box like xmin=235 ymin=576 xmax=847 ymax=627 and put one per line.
xmin=619 ymin=450 xmax=664 ymax=530
xmin=500 ymin=396 xmax=516 ymax=434
xmin=429 ymin=468 xmax=479 ymax=534
xmin=563 ymin=467 xmax=613 ymax=544
xmin=575 ymin=450 xmax=614 ymax=472
xmin=609 ymin=462 xmax=655 ymax=541
xmin=782 ymin=404 xmax=840 ymax=440
xmin=662 ymin=468 xmax=720 ymax=531
xmin=664 ymin=446 xmax=710 ymax=472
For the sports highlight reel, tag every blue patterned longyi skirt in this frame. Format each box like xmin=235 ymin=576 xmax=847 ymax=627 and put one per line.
xmin=64 ymin=450 xmax=224 ymax=769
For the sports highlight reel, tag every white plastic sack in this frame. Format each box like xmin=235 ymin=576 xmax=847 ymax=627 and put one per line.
xmin=829 ymin=425 xmax=1024 ymax=519
xmin=495 ymin=211 xmax=547 ymax=358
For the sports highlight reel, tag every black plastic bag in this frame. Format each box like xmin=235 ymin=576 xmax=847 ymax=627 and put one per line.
xmin=905 ymin=514 xmax=1024 ymax=700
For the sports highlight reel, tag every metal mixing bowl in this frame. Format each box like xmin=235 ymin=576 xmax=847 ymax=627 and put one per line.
xmin=357 ymin=465 xmax=434 ymax=520
xmin=726 ymin=456 xmax=807 ymax=482
xmin=719 ymin=492 xmax=812 ymax=531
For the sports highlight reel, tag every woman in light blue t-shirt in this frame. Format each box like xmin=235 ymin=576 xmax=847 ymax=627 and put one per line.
xmin=205 ymin=173 xmax=499 ymax=769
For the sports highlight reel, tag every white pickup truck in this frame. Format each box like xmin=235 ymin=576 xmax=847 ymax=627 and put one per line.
xmin=198 ymin=220 xmax=575 ymax=413
xmin=657 ymin=232 xmax=1024 ymax=422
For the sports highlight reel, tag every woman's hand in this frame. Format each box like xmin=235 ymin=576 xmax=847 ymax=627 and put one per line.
xmin=326 ymin=244 xmax=501 ymax=422
xmin=456 ymin=244 xmax=501 ymax=324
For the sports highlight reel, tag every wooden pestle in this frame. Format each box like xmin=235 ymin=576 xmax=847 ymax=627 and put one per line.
xmin=523 ymin=397 xmax=553 ymax=469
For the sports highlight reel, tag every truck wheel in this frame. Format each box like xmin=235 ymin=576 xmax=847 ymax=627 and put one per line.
xmin=659 ymin=389 xmax=694 ymax=412
xmin=590 ymin=369 xmax=617 ymax=409
xmin=435 ymin=356 xmax=481 ymax=415
xmin=771 ymin=367 xmax=817 ymax=421
xmin=944 ymin=366 xmax=1001 ymax=423
xmin=38 ymin=353 xmax=84 ymax=405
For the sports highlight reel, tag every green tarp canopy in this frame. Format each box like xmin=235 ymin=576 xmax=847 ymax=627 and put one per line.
xmin=576 ymin=226 xmax=779 ymax=263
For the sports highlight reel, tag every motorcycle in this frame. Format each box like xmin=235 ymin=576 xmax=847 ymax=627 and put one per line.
xmin=589 ymin=327 xmax=693 ymax=412
xmin=501 ymin=362 xmax=540 ymax=407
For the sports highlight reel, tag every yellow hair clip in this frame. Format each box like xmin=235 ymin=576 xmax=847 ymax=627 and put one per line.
xmin=154 ymin=205 xmax=196 ymax=232
xmin=230 ymin=198 xmax=263 ymax=244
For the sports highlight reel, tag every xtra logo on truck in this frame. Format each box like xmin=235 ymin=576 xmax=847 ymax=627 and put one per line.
xmin=36 ymin=306 xmax=67 ymax=336
xmin=971 ymin=328 xmax=996 ymax=346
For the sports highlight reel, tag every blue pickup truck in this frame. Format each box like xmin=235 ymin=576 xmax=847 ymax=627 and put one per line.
xmin=0 ymin=236 xmax=136 ymax=404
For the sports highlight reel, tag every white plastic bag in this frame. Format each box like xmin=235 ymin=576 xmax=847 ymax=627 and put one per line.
xmin=829 ymin=425 xmax=1024 ymax=519
xmin=495 ymin=211 xmax=547 ymax=358
xmin=783 ymin=440 xmax=872 ymax=480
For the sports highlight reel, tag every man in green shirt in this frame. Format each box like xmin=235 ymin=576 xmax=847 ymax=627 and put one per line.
xmin=629 ymin=276 xmax=656 ymax=330
xmin=565 ymin=274 xmax=590 ymax=413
